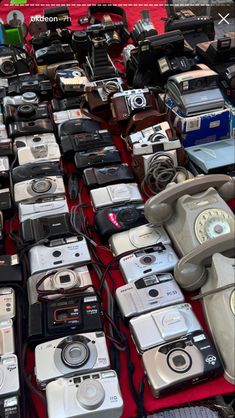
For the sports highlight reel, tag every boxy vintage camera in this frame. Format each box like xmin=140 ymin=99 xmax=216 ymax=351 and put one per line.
xmin=115 ymin=273 xmax=184 ymax=319
xmin=7 ymin=74 xmax=53 ymax=100
xmin=18 ymin=198 xmax=69 ymax=223
xmin=35 ymin=44 xmax=74 ymax=66
xmin=35 ymin=332 xmax=110 ymax=387
xmin=0 ymin=48 xmax=29 ymax=78
xmin=111 ymin=88 xmax=157 ymax=121
xmin=46 ymin=370 xmax=123 ymax=418
xmin=14 ymin=176 xmax=65 ymax=204
xmin=90 ymin=183 xmax=143 ymax=212
xmin=0 ymin=354 xmax=19 ymax=397
xmin=17 ymin=144 xmax=61 ymax=166
xmin=119 ymin=243 xmax=179 ymax=283
xmin=4 ymin=103 xmax=49 ymax=125
xmin=142 ymin=331 xmax=223 ymax=398
xmin=61 ymin=130 xmax=114 ymax=156
xmin=29 ymin=236 xmax=91 ymax=275
xmin=21 ymin=213 xmax=74 ymax=243
xmin=3 ymin=92 xmax=39 ymax=107
xmin=86 ymin=77 xmax=124 ymax=115
xmin=83 ymin=164 xmax=134 ymax=189
xmin=8 ymin=119 xmax=54 ymax=139
xmin=129 ymin=303 xmax=202 ymax=353
xmin=12 ymin=162 xmax=62 ymax=184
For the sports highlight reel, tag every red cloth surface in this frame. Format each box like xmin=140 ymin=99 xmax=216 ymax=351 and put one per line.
xmin=1 ymin=2 xmax=235 ymax=418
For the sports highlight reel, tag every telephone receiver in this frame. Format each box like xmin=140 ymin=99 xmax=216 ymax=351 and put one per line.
xmin=144 ymin=174 xmax=235 ymax=225
xmin=174 ymin=232 xmax=235 ymax=291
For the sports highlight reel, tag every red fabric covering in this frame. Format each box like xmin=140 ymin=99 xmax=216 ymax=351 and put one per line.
xmin=1 ymin=2 xmax=235 ymax=418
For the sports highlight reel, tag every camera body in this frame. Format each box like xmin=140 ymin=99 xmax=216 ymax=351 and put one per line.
xmin=12 ymin=162 xmax=62 ymax=184
xmin=0 ymin=320 xmax=14 ymax=355
xmin=7 ymin=74 xmax=53 ymax=100
xmin=35 ymin=332 xmax=110 ymax=387
xmin=21 ymin=213 xmax=74 ymax=243
xmin=3 ymin=92 xmax=39 ymax=107
xmin=94 ymin=204 xmax=147 ymax=241
xmin=128 ymin=122 xmax=181 ymax=155
xmin=90 ymin=183 xmax=143 ymax=212
xmin=0 ymin=138 xmax=13 ymax=155
xmin=83 ymin=164 xmax=134 ymax=189
xmin=51 ymin=97 xmax=82 ymax=112
xmin=14 ymin=176 xmax=65 ymax=204
xmin=56 ymin=68 xmax=91 ymax=94
xmin=18 ymin=198 xmax=69 ymax=223
xmin=142 ymin=331 xmax=223 ymax=398
xmin=130 ymin=303 xmax=201 ymax=353
xmin=61 ymin=130 xmax=114 ymax=156
xmin=46 ymin=370 xmax=123 ymax=418
xmin=119 ymin=244 xmax=179 ymax=283
xmin=15 ymin=133 xmax=56 ymax=148
xmin=27 ymin=266 xmax=93 ymax=304
xmin=52 ymin=109 xmax=91 ymax=126
xmin=86 ymin=77 xmax=124 ymax=114
xmin=0 ymin=354 xmax=19 ymax=397
xmin=109 ymin=224 xmax=171 ymax=256
xmin=47 ymin=60 xmax=79 ymax=80
xmin=17 ymin=144 xmax=61 ymax=166
xmin=0 ymin=395 xmax=20 ymax=418
xmin=0 ymin=48 xmax=29 ymax=78
xmin=74 ymin=147 xmax=121 ymax=175
xmin=131 ymin=10 xmax=157 ymax=44
xmin=35 ymin=44 xmax=74 ymax=66
xmin=116 ymin=273 xmax=184 ymax=319
xmin=29 ymin=236 xmax=91 ymax=275
xmin=0 ymin=288 xmax=15 ymax=321
xmin=4 ymin=103 xmax=49 ymax=125
xmin=111 ymin=89 xmax=157 ymax=121
xmin=8 ymin=119 xmax=54 ymax=138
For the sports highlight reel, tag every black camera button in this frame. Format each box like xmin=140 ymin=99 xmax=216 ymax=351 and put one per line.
xmin=148 ymin=289 xmax=159 ymax=298
xmin=52 ymin=250 xmax=61 ymax=257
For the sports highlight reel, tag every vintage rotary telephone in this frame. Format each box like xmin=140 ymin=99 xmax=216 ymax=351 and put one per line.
xmin=174 ymin=233 xmax=235 ymax=385
xmin=144 ymin=174 xmax=235 ymax=257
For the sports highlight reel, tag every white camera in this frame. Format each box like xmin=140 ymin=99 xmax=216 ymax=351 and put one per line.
xmin=119 ymin=244 xmax=179 ymax=283
xmin=130 ymin=303 xmax=202 ymax=353
xmin=109 ymin=224 xmax=171 ymax=256
xmin=128 ymin=122 xmax=181 ymax=155
xmin=35 ymin=332 xmax=110 ymax=388
xmin=29 ymin=236 xmax=91 ymax=275
xmin=0 ymin=320 xmax=14 ymax=355
xmin=90 ymin=183 xmax=143 ymax=212
xmin=14 ymin=133 xmax=57 ymax=148
xmin=53 ymin=109 xmax=90 ymax=125
xmin=115 ymin=273 xmax=184 ymax=319
xmin=27 ymin=266 xmax=93 ymax=304
xmin=17 ymin=144 xmax=61 ymax=165
xmin=46 ymin=370 xmax=123 ymax=418
xmin=0 ymin=288 xmax=15 ymax=321
xmin=14 ymin=176 xmax=65 ymax=204
xmin=0 ymin=354 xmax=19 ymax=397
xmin=0 ymin=125 xmax=8 ymax=140
xmin=19 ymin=197 xmax=69 ymax=222
xmin=0 ymin=157 xmax=9 ymax=172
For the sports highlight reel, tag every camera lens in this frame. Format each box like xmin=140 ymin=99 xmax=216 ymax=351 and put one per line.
xmin=77 ymin=379 xmax=105 ymax=410
xmin=17 ymin=104 xmax=36 ymax=117
xmin=0 ymin=60 xmax=15 ymax=76
xmin=103 ymin=81 xmax=119 ymax=95
xmin=128 ymin=94 xmax=147 ymax=110
xmin=118 ymin=208 xmax=138 ymax=224
xmin=54 ymin=270 xmax=79 ymax=290
xmin=142 ymin=256 xmax=153 ymax=264
xmin=62 ymin=342 xmax=89 ymax=368
xmin=32 ymin=179 xmax=52 ymax=193
xmin=167 ymin=349 xmax=191 ymax=373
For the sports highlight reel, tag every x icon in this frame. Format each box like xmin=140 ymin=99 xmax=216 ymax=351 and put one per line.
xmin=218 ymin=13 xmax=230 ymax=24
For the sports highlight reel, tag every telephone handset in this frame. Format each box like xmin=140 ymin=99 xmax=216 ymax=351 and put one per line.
xmin=174 ymin=232 xmax=235 ymax=291
xmin=201 ymin=252 xmax=235 ymax=385
xmin=144 ymin=174 xmax=235 ymax=256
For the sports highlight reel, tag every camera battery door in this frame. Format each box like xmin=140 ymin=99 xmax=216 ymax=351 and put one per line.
xmin=142 ymin=331 xmax=223 ymax=398
xmin=115 ymin=273 xmax=185 ymax=319
xmin=35 ymin=331 xmax=110 ymax=387
xmin=0 ymin=354 xmax=20 ymax=398
xmin=46 ymin=370 xmax=123 ymax=418
xmin=90 ymin=183 xmax=143 ymax=212
xmin=109 ymin=224 xmax=171 ymax=257
xmin=119 ymin=244 xmax=179 ymax=283
xmin=129 ymin=303 xmax=202 ymax=353
xmin=94 ymin=204 xmax=147 ymax=241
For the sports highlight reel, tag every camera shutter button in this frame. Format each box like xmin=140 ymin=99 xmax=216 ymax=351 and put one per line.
xmin=52 ymin=250 xmax=61 ymax=257
xmin=148 ymin=289 xmax=159 ymax=297
xmin=77 ymin=379 xmax=105 ymax=410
